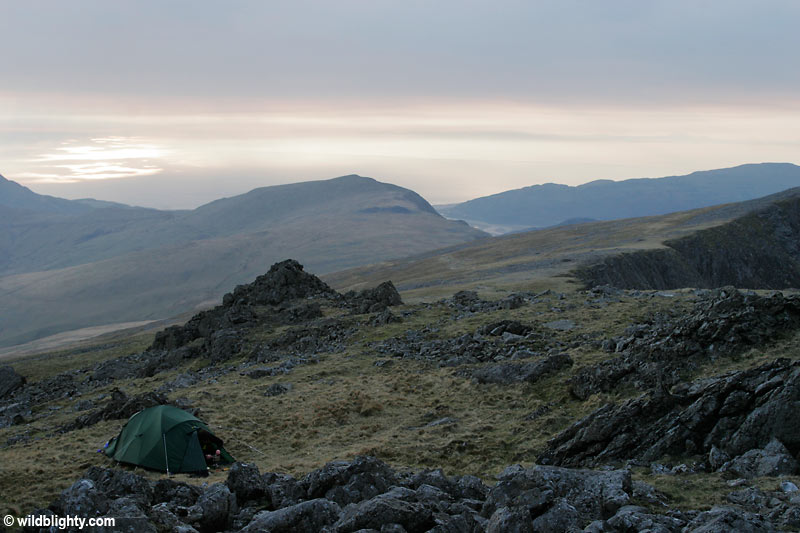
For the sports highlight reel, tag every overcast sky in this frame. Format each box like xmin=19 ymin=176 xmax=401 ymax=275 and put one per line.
xmin=2 ymin=1 xmax=799 ymax=208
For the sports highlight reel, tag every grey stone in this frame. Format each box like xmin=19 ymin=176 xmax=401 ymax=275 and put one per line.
xmin=241 ymin=498 xmax=341 ymax=532
xmin=0 ymin=365 xmax=25 ymax=398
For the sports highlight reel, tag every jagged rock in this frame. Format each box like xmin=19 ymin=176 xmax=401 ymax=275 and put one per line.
xmin=83 ymin=467 xmax=153 ymax=509
xmin=606 ymin=505 xmax=686 ymax=532
xmin=55 ymin=479 xmax=109 ymax=518
xmin=708 ymin=445 xmax=730 ymax=471
xmin=530 ymin=498 xmax=581 ymax=532
xmin=263 ymin=472 xmax=306 ymax=509
xmin=569 ymin=289 xmax=800 ymax=398
xmin=241 ymin=499 xmax=340 ymax=532
xmin=268 ymin=321 xmax=355 ymax=355
xmin=227 ymin=259 xmax=337 ymax=307
xmin=346 ymin=281 xmax=403 ymax=314
xmin=470 ymin=353 xmax=573 ymax=385
xmin=153 ymin=478 xmax=202 ymax=507
xmin=724 ymin=439 xmax=800 ymax=479
xmin=332 ymin=493 xmax=434 ymax=532
xmin=482 ymin=465 xmax=631 ymax=529
xmin=206 ymin=328 xmax=242 ymax=364
xmin=226 ymin=462 xmax=267 ymax=503
xmin=151 ymin=502 xmax=198 ymax=533
xmin=305 ymin=456 xmax=398 ymax=506
xmin=682 ymin=505 xmax=776 ymax=532
xmin=0 ymin=364 xmax=25 ymax=398
xmin=65 ymin=389 xmax=170 ymax=431
xmin=540 ymin=358 xmax=800 ymax=468
xmin=190 ymin=483 xmax=237 ymax=533
xmin=150 ymin=259 xmax=338 ymax=352
xmin=104 ymin=496 xmax=157 ymax=532
xmin=486 ymin=506 xmax=534 ymax=533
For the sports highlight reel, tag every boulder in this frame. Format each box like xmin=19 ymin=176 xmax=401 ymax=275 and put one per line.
xmin=530 ymin=498 xmax=581 ymax=532
xmin=55 ymin=479 xmax=109 ymax=518
xmin=263 ymin=472 xmax=306 ymax=509
xmin=152 ymin=478 xmax=203 ymax=507
xmin=724 ymin=439 xmax=800 ymax=479
xmin=0 ymin=365 xmax=25 ymax=398
xmin=486 ymin=506 xmax=534 ymax=533
xmin=304 ymin=456 xmax=398 ymax=506
xmin=190 ymin=483 xmax=237 ymax=533
xmin=683 ymin=505 xmax=776 ymax=532
xmin=226 ymin=462 xmax=267 ymax=503
xmin=332 ymin=493 xmax=434 ymax=532
xmin=240 ymin=498 xmax=341 ymax=533
xmin=347 ymin=281 xmax=403 ymax=314
xmin=83 ymin=467 xmax=153 ymax=509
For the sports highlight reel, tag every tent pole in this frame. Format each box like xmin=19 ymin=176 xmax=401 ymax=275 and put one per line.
xmin=163 ymin=433 xmax=170 ymax=476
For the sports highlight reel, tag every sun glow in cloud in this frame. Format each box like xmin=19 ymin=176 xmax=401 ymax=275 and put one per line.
xmin=19 ymin=137 xmax=166 ymax=182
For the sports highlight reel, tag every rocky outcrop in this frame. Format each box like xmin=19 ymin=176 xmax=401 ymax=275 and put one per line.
xmin=569 ymin=287 xmax=800 ymax=398
xmin=150 ymin=259 xmax=338 ymax=352
xmin=576 ymin=196 xmax=800 ymax=290
xmin=540 ymin=358 xmax=800 ymax=470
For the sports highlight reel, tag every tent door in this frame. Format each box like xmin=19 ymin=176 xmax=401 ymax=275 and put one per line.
xmin=179 ymin=430 xmax=206 ymax=473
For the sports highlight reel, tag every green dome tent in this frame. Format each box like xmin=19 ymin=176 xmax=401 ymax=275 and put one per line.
xmin=104 ymin=405 xmax=234 ymax=474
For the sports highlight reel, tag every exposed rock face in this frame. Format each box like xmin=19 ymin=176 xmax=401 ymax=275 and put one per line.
xmin=576 ymin=196 xmax=800 ymax=290
xmin=540 ymin=358 xmax=800 ymax=469
xmin=570 ymin=288 xmax=800 ymax=399
xmin=0 ymin=365 xmax=25 ymax=398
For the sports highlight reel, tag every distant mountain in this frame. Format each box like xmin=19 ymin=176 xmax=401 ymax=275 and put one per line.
xmin=0 ymin=174 xmax=487 ymax=347
xmin=437 ymin=163 xmax=800 ymax=233
xmin=0 ymin=173 xmax=100 ymax=214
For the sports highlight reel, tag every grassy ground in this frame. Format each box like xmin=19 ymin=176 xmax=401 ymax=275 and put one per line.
xmin=2 ymin=286 xmax=798 ymax=517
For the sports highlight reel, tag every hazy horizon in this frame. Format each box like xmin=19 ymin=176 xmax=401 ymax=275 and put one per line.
xmin=2 ymin=1 xmax=799 ymax=209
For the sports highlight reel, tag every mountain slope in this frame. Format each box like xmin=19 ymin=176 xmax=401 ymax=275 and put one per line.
xmin=0 ymin=174 xmax=487 ymax=347
xmin=438 ymin=163 xmax=800 ymax=233
xmin=327 ymin=186 xmax=800 ymax=297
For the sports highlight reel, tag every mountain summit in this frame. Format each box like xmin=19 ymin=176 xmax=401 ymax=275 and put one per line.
xmin=0 ymin=173 xmax=486 ymax=348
